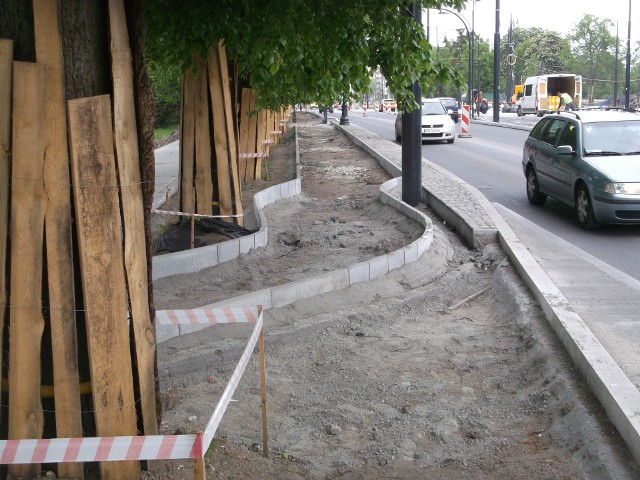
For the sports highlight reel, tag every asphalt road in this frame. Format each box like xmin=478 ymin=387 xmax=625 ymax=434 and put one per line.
xmin=340 ymin=109 xmax=640 ymax=281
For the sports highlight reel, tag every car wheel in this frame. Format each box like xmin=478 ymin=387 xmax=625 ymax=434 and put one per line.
xmin=395 ymin=133 xmax=401 ymax=142
xmin=536 ymin=108 xmax=543 ymax=117
xmin=526 ymin=167 xmax=547 ymax=205
xmin=575 ymin=184 xmax=600 ymax=229
xmin=517 ymin=106 xmax=524 ymax=117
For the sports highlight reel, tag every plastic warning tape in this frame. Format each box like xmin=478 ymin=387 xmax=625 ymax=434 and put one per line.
xmin=261 ymin=139 xmax=274 ymax=144
xmin=0 ymin=434 xmax=202 ymax=464
xmin=155 ymin=306 xmax=258 ymax=326
xmin=269 ymin=130 xmax=282 ymax=135
xmin=0 ymin=308 xmax=264 ymax=465
xmin=203 ymin=312 xmax=263 ymax=449
xmin=238 ymin=152 xmax=268 ymax=159
xmin=151 ymin=209 xmax=243 ymax=219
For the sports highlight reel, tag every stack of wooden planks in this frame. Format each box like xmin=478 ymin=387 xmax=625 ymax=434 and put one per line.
xmin=179 ymin=43 xmax=244 ymax=225
xmin=180 ymin=60 xmax=291 ymax=222
xmin=0 ymin=1 xmax=156 ymax=478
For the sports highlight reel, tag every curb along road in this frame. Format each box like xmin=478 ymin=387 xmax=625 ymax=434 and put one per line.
xmin=333 ymin=116 xmax=640 ymax=467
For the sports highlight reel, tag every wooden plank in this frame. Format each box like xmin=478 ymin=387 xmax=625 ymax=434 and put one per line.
xmin=245 ymin=90 xmax=258 ymax=181
xmin=33 ymin=4 xmax=84 ymax=478
xmin=194 ymin=54 xmax=213 ymax=215
xmin=207 ymin=47 xmax=233 ymax=218
xmin=216 ymin=42 xmax=243 ymax=224
xmin=109 ymin=0 xmax=158 ymax=438
xmin=237 ymin=88 xmax=250 ymax=181
xmin=255 ymin=108 xmax=267 ymax=180
xmin=7 ymin=61 xmax=47 ymax=480
xmin=180 ymin=70 xmax=196 ymax=214
xmin=0 ymin=39 xmax=13 ymax=436
xmin=67 ymin=95 xmax=140 ymax=480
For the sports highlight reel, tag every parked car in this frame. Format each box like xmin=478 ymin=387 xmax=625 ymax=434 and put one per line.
xmin=435 ymin=97 xmax=459 ymax=123
xmin=319 ymin=105 xmax=334 ymax=113
xmin=394 ymin=98 xmax=456 ymax=144
xmin=522 ymin=110 xmax=640 ymax=229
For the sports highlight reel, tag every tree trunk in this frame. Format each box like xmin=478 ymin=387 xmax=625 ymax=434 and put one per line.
xmin=0 ymin=1 xmax=157 ymax=477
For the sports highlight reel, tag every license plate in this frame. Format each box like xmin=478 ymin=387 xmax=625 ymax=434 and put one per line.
xmin=422 ymin=128 xmax=438 ymax=134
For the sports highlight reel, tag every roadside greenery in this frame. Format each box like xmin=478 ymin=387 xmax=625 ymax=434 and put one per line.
xmin=145 ymin=0 xmax=466 ymax=113
xmin=435 ymin=13 xmax=640 ymax=104
xmin=145 ymin=5 xmax=640 ymax=116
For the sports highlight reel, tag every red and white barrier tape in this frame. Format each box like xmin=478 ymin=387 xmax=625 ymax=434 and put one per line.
xmin=0 ymin=308 xmax=263 ymax=465
xmin=239 ymin=152 xmax=268 ymax=159
xmin=0 ymin=433 xmax=201 ymax=464
xmin=269 ymin=130 xmax=282 ymax=135
xmin=203 ymin=312 xmax=263 ymax=449
xmin=151 ymin=209 xmax=243 ymax=219
xmin=155 ymin=306 xmax=258 ymax=326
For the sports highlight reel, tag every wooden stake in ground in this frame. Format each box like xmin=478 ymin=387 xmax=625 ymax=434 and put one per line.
xmin=238 ymin=87 xmax=251 ymax=181
xmin=109 ymin=0 xmax=158 ymax=437
xmin=207 ymin=47 xmax=233 ymax=219
xmin=8 ymin=61 xmax=48 ymax=480
xmin=0 ymin=39 xmax=13 ymax=433
xmin=194 ymin=54 xmax=214 ymax=215
xmin=68 ymin=95 xmax=140 ymax=480
xmin=180 ymin=69 xmax=196 ymax=214
xmin=255 ymin=109 xmax=267 ymax=179
xmin=33 ymin=4 xmax=84 ymax=477
xmin=216 ymin=42 xmax=243 ymax=225
xmin=246 ymin=89 xmax=258 ymax=182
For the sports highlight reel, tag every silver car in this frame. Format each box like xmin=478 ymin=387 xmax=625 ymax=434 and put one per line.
xmin=395 ymin=99 xmax=456 ymax=144
xmin=522 ymin=110 xmax=640 ymax=229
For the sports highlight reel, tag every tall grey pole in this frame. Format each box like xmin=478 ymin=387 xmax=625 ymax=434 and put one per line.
xmin=402 ymin=2 xmax=422 ymax=207
xmin=624 ymin=0 xmax=631 ymax=109
xmin=614 ymin=23 xmax=619 ymax=107
xmin=493 ymin=0 xmax=500 ymax=122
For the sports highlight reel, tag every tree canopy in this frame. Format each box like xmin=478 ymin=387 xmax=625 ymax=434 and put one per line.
xmin=146 ymin=0 xmax=466 ymax=111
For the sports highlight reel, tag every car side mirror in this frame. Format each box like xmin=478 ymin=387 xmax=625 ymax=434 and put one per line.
xmin=556 ymin=145 xmax=574 ymax=155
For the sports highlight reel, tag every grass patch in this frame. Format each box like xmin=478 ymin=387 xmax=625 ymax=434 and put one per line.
xmin=154 ymin=124 xmax=179 ymax=141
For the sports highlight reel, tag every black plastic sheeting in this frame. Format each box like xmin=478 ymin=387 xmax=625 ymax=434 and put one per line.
xmin=153 ymin=217 xmax=253 ymax=255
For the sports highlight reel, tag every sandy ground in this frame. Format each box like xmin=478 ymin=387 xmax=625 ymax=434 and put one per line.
xmin=147 ymin=113 xmax=639 ymax=479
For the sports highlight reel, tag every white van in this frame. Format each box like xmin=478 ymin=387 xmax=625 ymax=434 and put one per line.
xmin=518 ymin=74 xmax=582 ymax=117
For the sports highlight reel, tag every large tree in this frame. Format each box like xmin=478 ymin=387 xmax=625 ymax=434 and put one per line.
xmin=146 ymin=0 xmax=467 ymax=111
xmin=568 ymin=14 xmax=616 ymax=103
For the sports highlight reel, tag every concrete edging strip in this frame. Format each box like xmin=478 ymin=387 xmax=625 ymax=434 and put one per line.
xmin=479 ymin=197 xmax=640 ymax=465
xmin=152 ymin=127 xmax=302 ymax=281
xmin=156 ymin=175 xmax=434 ymax=342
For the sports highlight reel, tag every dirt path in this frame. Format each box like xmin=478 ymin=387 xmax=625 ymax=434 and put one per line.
xmin=148 ymin=113 xmax=638 ymax=479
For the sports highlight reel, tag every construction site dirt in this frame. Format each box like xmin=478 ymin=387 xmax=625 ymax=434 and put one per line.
xmin=148 ymin=113 xmax=639 ymax=479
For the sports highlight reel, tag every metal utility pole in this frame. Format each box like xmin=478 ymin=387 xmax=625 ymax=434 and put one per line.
xmin=614 ymin=23 xmax=619 ymax=107
xmin=401 ymin=2 xmax=422 ymax=207
xmin=625 ymin=0 xmax=631 ymax=109
xmin=506 ymin=17 xmax=513 ymax=107
xmin=439 ymin=9 xmax=472 ymax=113
xmin=339 ymin=97 xmax=349 ymax=125
xmin=493 ymin=0 xmax=500 ymax=122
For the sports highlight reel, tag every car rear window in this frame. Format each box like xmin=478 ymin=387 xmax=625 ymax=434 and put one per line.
xmin=529 ymin=119 xmax=548 ymax=140
xmin=539 ymin=119 xmax=566 ymax=145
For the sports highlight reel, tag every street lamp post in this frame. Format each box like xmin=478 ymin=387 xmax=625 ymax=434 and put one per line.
xmin=440 ymin=9 xmax=472 ymax=116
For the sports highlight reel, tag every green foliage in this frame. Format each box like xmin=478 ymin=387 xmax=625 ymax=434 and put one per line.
xmin=154 ymin=125 xmax=179 ymax=140
xmin=146 ymin=56 xmax=182 ymax=127
xmin=567 ymin=14 xmax=617 ymax=101
xmin=145 ymin=0 xmax=466 ymax=112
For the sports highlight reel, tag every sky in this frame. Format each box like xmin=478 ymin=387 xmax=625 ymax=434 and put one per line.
xmin=425 ymin=0 xmax=638 ymax=48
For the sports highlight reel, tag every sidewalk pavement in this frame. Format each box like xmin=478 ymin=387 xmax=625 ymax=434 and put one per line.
xmin=152 ymin=116 xmax=640 ymax=465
